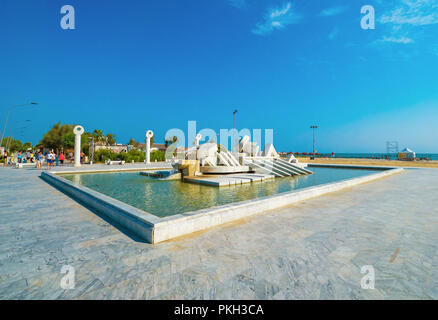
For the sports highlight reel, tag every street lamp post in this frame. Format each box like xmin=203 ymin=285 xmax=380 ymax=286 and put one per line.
xmin=88 ymin=136 xmax=95 ymax=165
xmin=310 ymin=125 xmax=318 ymax=160
xmin=4 ymin=120 xmax=31 ymax=151
xmin=233 ymin=109 xmax=238 ymax=153
xmin=0 ymin=102 xmax=38 ymax=147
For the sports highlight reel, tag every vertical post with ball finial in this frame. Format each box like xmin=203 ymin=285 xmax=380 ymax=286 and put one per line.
xmin=145 ymin=130 xmax=154 ymax=164
xmin=73 ymin=125 xmax=84 ymax=167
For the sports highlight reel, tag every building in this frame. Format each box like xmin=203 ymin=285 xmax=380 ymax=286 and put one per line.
xmin=136 ymin=143 xmax=168 ymax=152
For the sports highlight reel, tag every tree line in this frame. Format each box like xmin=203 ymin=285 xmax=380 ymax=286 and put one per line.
xmin=1 ymin=122 xmax=140 ymax=153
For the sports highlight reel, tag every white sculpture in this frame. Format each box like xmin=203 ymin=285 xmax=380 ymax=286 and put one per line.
xmin=73 ymin=125 xmax=84 ymax=167
xmin=239 ymin=135 xmax=259 ymax=157
xmin=145 ymin=130 xmax=154 ymax=164
xmin=243 ymin=142 xmax=259 ymax=156
xmin=197 ymin=143 xmax=217 ymax=166
xmin=262 ymin=143 xmax=279 ymax=158
xmin=287 ymin=153 xmax=298 ymax=163
xmin=239 ymin=136 xmax=250 ymax=152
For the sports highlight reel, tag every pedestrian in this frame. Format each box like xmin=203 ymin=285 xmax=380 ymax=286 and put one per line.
xmin=46 ymin=152 xmax=50 ymax=170
xmin=46 ymin=151 xmax=53 ymax=170
xmin=59 ymin=153 xmax=65 ymax=166
xmin=37 ymin=152 xmax=43 ymax=169
xmin=51 ymin=150 xmax=55 ymax=169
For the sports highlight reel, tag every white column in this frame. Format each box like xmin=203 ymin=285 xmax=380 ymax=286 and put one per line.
xmin=145 ymin=130 xmax=154 ymax=164
xmin=73 ymin=125 xmax=84 ymax=167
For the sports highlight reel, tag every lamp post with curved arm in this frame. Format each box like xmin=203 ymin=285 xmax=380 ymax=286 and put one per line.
xmin=0 ymin=102 xmax=38 ymax=147
xmin=233 ymin=109 xmax=238 ymax=153
xmin=4 ymin=119 xmax=31 ymax=151
xmin=310 ymin=125 xmax=318 ymax=160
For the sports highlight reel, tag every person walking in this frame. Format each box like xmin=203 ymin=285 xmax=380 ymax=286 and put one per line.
xmin=46 ymin=151 xmax=53 ymax=170
xmin=37 ymin=152 xmax=43 ymax=169
xmin=46 ymin=152 xmax=50 ymax=170
xmin=51 ymin=150 xmax=55 ymax=169
xmin=59 ymin=153 xmax=65 ymax=166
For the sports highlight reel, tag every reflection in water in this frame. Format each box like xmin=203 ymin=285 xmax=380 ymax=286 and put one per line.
xmin=71 ymin=173 xmax=81 ymax=185
xmin=61 ymin=167 xmax=379 ymax=217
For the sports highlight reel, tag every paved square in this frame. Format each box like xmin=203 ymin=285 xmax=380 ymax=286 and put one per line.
xmin=0 ymin=166 xmax=436 ymax=299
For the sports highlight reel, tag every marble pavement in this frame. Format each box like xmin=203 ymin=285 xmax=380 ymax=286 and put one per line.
xmin=0 ymin=165 xmax=436 ymax=299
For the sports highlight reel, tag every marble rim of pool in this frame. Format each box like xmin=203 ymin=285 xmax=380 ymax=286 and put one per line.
xmin=41 ymin=165 xmax=403 ymax=243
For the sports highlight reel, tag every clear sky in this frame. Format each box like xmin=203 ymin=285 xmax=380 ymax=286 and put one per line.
xmin=1 ymin=0 xmax=437 ymax=153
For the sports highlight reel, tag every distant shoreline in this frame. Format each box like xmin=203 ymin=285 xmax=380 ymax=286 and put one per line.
xmin=290 ymin=152 xmax=438 ymax=161
xmin=296 ymin=156 xmax=438 ymax=168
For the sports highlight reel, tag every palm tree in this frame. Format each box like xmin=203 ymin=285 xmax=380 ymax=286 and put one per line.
xmin=93 ymin=129 xmax=104 ymax=143
xmin=106 ymin=133 xmax=116 ymax=146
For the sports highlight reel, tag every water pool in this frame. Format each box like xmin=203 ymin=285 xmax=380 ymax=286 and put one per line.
xmin=61 ymin=167 xmax=382 ymax=217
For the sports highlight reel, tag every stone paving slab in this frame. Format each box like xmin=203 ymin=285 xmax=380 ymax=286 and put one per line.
xmin=0 ymin=166 xmax=437 ymax=299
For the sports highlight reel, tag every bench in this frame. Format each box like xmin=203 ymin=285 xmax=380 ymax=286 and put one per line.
xmin=105 ymin=160 xmax=125 ymax=165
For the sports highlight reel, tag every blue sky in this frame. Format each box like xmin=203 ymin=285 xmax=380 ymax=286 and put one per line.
xmin=0 ymin=0 xmax=437 ymax=153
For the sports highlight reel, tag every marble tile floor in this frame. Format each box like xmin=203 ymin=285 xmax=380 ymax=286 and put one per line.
xmin=0 ymin=166 xmax=436 ymax=299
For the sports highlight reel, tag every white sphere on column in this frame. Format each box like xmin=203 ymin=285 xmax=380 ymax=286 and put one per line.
xmin=146 ymin=130 xmax=154 ymax=139
xmin=74 ymin=125 xmax=84 ymax=135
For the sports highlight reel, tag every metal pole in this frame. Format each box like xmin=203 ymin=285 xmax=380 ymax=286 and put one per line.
xmin=310 ymin=125 xmax=318 ymax=160
xmin=0 ymin=108 xmax=12 ymax=147
xmin=0 ymin=103 xmax=38 ymax=147
xmin=5 ymin=135 xmax=12 ymax=151
xmin=233 ymin=109 xmax=238 ymax=153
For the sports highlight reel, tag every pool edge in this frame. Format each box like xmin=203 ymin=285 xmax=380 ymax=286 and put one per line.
xmin=152 ymin=167 xmax=403 ymax=243
xmin=41 ymin=167 xmax=404 ymax=244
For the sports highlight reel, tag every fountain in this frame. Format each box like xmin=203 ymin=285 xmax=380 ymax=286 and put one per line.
xmin=140 ymin=134 xmax=312 ymax=186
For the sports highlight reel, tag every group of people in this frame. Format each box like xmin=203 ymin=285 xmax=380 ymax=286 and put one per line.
xmin=2 ymin=150 xmax=67 ymax=169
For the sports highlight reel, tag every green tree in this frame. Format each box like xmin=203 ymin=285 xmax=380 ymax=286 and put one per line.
xmin=39 ymin=123 xmax=74 ymax=151
xmin=93 ymin=129 xmax=104 ymax=143
xmin=1 ymin=136 xmax=23 ymax=152
xmin=63 ymin=132 xmax=75 ymax=149
xmin=150 ymin=150 xmax=165 ymax=162
xmin=106 ymin=133 xmax=116 ymax=145
xmin=128 ymin=138 xmax=137 ymax=146
xmin=22 ymin=142 xmax=32 ymax=150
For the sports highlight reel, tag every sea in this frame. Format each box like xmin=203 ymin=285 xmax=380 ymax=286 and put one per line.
xmin=317 ymin=153 xmax=438 ymax=161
